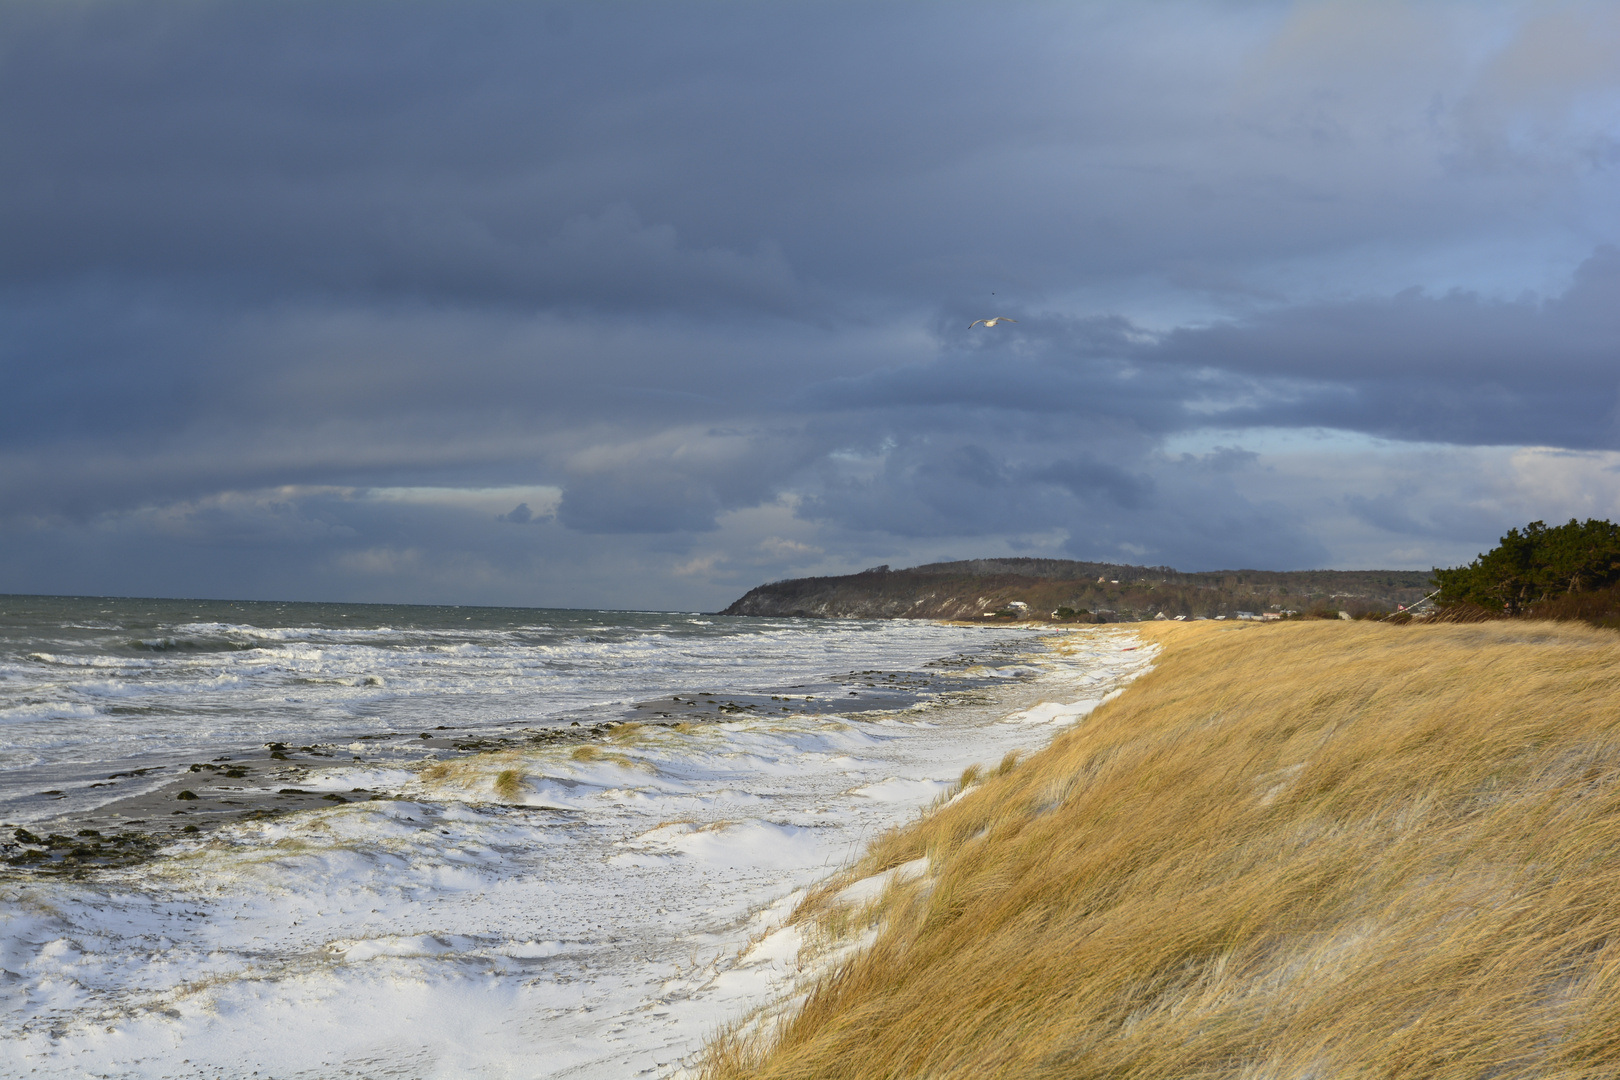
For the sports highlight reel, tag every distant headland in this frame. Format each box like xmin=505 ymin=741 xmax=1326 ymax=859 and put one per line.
xmin=721 ymin=558 xmax=1432 ymax=622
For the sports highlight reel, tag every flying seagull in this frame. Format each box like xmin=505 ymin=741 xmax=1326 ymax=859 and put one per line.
xmin=968 ymin=316 xmax=1018 ymax=329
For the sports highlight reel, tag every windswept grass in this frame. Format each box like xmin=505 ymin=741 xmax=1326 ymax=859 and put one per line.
xmin=701 ymin=620 xmax=1620 ymax=1079
xmin=493 ymin=768 xmax=524 ymax=801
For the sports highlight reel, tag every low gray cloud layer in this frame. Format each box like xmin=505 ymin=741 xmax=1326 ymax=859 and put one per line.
xmin=3 ymin=1 xmax=1619 ymax=608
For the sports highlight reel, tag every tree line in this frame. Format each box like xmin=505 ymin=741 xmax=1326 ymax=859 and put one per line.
xmin=1435 ymin=518 xmax=1620 ymax=618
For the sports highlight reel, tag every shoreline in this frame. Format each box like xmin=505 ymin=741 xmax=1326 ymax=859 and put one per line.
xmin=2 ymin=627 xmax=1153 ymax=1079
xmin=2 ymin=644 xmax=1033 ymax=874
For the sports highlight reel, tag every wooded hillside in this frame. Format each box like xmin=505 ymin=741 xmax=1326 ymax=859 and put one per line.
xmin=721 ymin=558 xmax=1432 ymax=621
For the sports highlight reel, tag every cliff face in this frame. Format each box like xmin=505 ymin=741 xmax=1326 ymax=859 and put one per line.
xmin=721 ymin=558 xmax=1433 ymax=621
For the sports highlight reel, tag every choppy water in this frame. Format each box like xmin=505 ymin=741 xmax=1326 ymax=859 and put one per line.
xmin=0 ymin=594 xmax=1154 ymax=1079
xmin=0 ymin=595 xmax=1040 ymax=824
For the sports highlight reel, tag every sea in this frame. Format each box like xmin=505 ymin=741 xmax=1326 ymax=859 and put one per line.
xmin=0 ymin=595 xmax=1155 ymax=1078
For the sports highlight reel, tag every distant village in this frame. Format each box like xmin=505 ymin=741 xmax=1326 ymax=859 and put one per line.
xmin=983 ymin=597 xmax=1302 ymax=623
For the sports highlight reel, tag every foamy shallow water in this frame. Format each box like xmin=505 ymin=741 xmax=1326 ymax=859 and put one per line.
xmin=0 ymin=598 xmax=1044 ymax=822
xmin=1 ymin=618 xmax=1154 ymax=1078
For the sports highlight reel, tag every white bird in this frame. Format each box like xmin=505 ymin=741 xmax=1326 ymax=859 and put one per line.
xmin=968 ymin=316 xmax=1018 ymax=329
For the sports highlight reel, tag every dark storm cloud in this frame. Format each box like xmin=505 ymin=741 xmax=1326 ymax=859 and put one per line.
xmin=1034 ymin=457 xmax=1155 ymax=511
xmin=3 ymin=1 xmax=1620 ymax=604
xmin=0 ymin=1 xmax=1086 ymax=310
xmin=551 ymin=424 xmax=829 ymax=535
xmin=1143 ymin=246 xmax=1620 ymax=447
xmin=16 ymin=1 xmax=1581 ymax=312
xmin=800 ymin=243 xmax=1620 ymax=451
xmin=797 ymin=436 xmax=1330 ymax=571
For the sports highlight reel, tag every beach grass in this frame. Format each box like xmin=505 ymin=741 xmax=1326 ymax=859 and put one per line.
xmin=493 ymin=768 xmax=524 ymax=801
xmin=700 ymin=619 xmax=1620 ymax=1079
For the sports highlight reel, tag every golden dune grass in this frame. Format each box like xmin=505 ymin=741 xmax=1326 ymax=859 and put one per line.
xmin=700 ymin=620 xmax=1620 ymax=1079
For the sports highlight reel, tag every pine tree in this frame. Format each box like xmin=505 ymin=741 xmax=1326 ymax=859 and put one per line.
xmin=1434 ymin=519 xmax=1620 ymax=614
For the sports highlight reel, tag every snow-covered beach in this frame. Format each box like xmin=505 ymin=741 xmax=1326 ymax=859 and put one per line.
xmin=1 ymin=599 xmax=1153 ymax=1078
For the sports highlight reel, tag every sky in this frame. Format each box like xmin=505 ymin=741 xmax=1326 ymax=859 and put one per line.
xmin=3 ymin=0 xmax=1620 ymax=611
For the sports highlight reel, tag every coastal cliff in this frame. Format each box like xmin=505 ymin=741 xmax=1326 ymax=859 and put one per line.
xmin=721 ymin=557 xmax=1432 ymax=621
